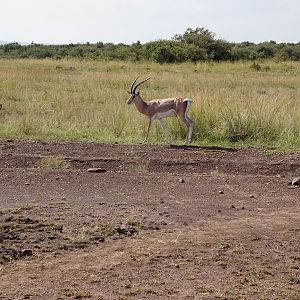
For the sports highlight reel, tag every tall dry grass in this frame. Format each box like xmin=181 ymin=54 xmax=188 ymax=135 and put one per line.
xmin=0 ymin=59 xmax=299 ymax=148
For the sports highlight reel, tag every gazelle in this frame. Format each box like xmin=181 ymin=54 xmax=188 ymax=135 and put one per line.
xmin=126 ymin=77 xmax=194 ymax=144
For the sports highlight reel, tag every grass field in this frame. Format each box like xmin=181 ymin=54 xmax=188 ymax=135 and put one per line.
xmin=0 ymin=59 xmax=299 ymax=148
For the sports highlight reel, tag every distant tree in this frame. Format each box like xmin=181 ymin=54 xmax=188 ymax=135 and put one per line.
xmin=3 ymin=42 xmax=22 ymax=53
xmin=173 ymin=27 xmax=215 ymax=48
xmin=96 ymin=41 xmax=104 ymax=48
xmin=256 ymin=43 xmax=275 ymax=58
xmin=173 ymin=27 xmax=231 ymax=61
xmin=68 ymin=46 xmax=84 ymax=58
xmin=184 ymin=44 xmax=207 ymax=62
xmin=131 ymin=40 xmax=143 ymax=61
xmin=276 ymin=45 xmax=300 ymax=60
xmin=208 ymin=40 xmax=232 ymax=61
xmin=151 ymin=43 xmax=176 ymax=63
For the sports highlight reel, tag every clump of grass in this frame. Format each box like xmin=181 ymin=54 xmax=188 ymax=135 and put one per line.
xmin=8 ymin=203 xmax=36 ymax=214
xmin=250 ymin=62 xmax=271 ymax=72
xmin=211 ymin=167 xmax=224 ymax=176
xmin=117 ymin=284 xmax=158 ymax=297
xmin=195 ymin=285 xmax=215 ymax=294
xmin=69 ymin=224 xmax=117 ymax=248
xmin=126 ymin=219 xmax=143 ymax=231
xmin=0 ymin=143 xmax=14 ymax=150
xmin=39 ymin=156 xmax=70 ymax=169
xmin=61 ymin=288 xmax=91 ymax=299
xmin=69 ymin=225 xmax=103 ymax=248
xmin=288 ymin=274 xmax=300 ymax=285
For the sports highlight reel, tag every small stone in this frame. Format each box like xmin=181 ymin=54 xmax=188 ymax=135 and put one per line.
xmin=230 ymin=205 xmax=236 ymax=209
xmin=249 ymin=194 xmax=254 ymax=198
xmin=25 ymin=182 xmax=30 ymax=185
xmin=94 ymin=236 xmax=105 ymax=242
xmin=5 ymin=216 xmax=14 ymax=222
xmin=21 ymin=249 xmax=33 ymax=257
xmin=87 ymin=168 xmax=107 ymax=173
xmin=6 ymin=139 xmax=14 ymax=143
xmin=219 ymin=190 xmax=224 ymax=194
xmin=179 ymin=178 xmax=185 ymax=183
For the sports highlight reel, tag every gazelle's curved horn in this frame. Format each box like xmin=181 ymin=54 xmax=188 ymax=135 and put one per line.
xmin=130 ymin=77 xmax=139 ymax=94
xmin=133 ymin=77 xmax=151 ymax=94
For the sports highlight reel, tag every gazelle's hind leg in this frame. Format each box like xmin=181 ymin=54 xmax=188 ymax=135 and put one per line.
xmin=178 ymin=99 xmax=194 ymax=144
xmin=181 ymin=116 xmax=193 ymax=144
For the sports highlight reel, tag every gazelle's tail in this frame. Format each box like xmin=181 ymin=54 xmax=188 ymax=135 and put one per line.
xmin=183 ymin=98 xmax=192 ymax=116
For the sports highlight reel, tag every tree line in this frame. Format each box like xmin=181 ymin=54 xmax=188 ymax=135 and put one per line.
xmin=1 ymin=28 xmax=299 ymax=62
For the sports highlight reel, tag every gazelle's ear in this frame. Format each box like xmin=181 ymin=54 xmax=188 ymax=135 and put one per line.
xmin=137 ymin=91 xmax=140 ymax=95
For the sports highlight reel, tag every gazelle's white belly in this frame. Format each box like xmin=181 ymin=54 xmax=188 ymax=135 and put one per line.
xmin=153 ymin=109 xmax=176 ymax=120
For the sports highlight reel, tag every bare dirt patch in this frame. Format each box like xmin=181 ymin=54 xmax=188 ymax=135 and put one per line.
xmin=0 ymin=140 xmax=299 ymax=299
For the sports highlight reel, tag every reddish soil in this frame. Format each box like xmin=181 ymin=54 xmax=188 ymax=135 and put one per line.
xmin=0 ymin=140 xmax=299 ymax=300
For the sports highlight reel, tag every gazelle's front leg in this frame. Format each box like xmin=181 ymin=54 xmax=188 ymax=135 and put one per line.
xmin=185 ymin=118 xmax=194 ymax=144
xmin=158 ymin=118 xmax=173 ymax=145
xmin=144 ymin=117 xmax=152 ymax=143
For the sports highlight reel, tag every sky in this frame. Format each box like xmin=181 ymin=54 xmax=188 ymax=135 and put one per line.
xmin=1 ymin=0 xmax=299 ymax=44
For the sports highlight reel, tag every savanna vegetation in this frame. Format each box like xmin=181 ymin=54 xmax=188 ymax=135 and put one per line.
xmin=1 ymin=28 xmax=300 ymax=62
xmin=0 ymin=58 xmax=299 ymax=148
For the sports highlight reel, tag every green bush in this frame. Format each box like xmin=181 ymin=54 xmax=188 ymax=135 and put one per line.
xmin=1 ymin=28 xmax=299 ymax=62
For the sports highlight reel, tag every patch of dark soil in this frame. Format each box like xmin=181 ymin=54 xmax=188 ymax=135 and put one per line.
xmin=0 ymin=214 xmax=65 ymax=263
xmin=1 ymin=139 xmax=300 ymax=176
xmin=0 ymin=210 xmax=161 ymax=264
xmin=148 ymin=157 xmax=300 ymax=176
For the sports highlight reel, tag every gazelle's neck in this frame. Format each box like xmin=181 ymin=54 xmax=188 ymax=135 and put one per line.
xmin=134 ymin=96 xmax=148 ymax=115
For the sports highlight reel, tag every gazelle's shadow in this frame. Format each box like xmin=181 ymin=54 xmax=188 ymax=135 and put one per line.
xmin=169 ymin=144 xmax=238 ymax=152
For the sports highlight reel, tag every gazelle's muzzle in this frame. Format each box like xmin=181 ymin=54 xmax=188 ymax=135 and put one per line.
xmin=126 ymin=94 xmax=135 ymax=104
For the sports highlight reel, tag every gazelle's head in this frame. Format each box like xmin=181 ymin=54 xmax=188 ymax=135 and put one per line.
xmin=126 ymin=77 xmax=151 ymax=104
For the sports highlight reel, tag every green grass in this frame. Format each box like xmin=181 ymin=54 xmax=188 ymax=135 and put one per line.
xmin=0 ymin=59 xmax=299 ymax=149
xmin=39 ymin=156 xmax=70 ymax=169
